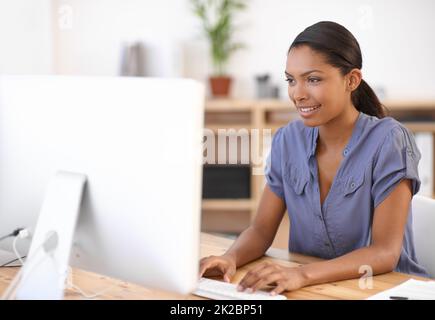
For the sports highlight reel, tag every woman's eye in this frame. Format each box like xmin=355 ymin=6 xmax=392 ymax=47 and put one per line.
xmin=285 ymin=78 xmax=295 ymax=84
xmin=308 ymin=78 xmax=321 ymax=83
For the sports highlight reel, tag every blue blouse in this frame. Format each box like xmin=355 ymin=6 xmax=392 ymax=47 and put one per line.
xmin=265 ymin=112 xmax=429 ymax=277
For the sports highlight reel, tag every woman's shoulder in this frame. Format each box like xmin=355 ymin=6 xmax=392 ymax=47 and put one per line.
xmin=363 ymin=113 xmax=401 ymax=128
xmin=361 ymin=113 xmax=411 ymax=142
xmin=359 ymin=113 xmax=419 ymax=161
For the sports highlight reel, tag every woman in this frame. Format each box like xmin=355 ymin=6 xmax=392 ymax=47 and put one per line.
xmin=199 ymin=21 xmax=429 ymax=296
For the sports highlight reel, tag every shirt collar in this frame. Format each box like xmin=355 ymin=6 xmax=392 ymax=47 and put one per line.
xmin=307 ymin=112 xmax=365 ymax=160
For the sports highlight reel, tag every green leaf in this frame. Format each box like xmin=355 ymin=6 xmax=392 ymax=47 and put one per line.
xmin=189 ymin=0 xmax=247 ymax=75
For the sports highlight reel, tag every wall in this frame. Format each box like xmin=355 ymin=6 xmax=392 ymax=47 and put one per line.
xmin=0 ymin=0 xmax=53 ymax=74
xmin=51 ymin=0 xmax=435 ymax=99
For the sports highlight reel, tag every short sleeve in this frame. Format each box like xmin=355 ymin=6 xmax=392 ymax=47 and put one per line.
xmin=372 ymin=126 xmax=421 ymax=208
xmin=265 ymin=127 xmax=285 ymax=199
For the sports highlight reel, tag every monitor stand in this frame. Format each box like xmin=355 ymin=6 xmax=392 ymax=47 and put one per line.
xmin=3 ymin=171 xmax=87 ymax=300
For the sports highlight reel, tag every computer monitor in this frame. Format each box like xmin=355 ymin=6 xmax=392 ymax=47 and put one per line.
xmin=0 ymin=75 xmax=205 ymax=296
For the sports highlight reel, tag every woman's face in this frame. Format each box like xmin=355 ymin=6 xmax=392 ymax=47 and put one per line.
xmin=285 ymin=45 xmax=353 ymax=127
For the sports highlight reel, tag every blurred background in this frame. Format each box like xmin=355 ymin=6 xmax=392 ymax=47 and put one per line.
xmin=2 ymin=0 xmax=435 ymax=98
xmin=1 ymin=0 xmax=435 ymax=248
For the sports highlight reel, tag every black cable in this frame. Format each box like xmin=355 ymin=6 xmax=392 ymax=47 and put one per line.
xmin=0 ymin=256 xmax=27 ymax=267
xmin=0 ymin=228 xmax=24 ymax=242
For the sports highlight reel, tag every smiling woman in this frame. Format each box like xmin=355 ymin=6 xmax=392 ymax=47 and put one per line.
xmin=199 ymin=21 xmax=430 ymax=297
xmin=285 ymin=21 xmax=385 ymax=128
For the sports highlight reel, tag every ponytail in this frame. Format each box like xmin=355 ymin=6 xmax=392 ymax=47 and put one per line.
xmin=352 ymin=79 xmax=387 ymax=118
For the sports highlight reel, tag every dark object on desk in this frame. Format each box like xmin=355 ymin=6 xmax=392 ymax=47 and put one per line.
xmin=202 ymin=165 xmax=251 ymax=199
xmin=255 ymin=74 xmax=270 ymax=99
xmin=389 ymin=296 xmax=409 ymax=300
xmin=119 ymin=41 xmax=145 ymax=76
xmin=255 ymin=74 xmax=280 ymax=99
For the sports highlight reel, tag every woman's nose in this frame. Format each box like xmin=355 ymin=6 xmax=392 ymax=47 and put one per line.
xmin=291 ymin=83 xmax=308 ymax=102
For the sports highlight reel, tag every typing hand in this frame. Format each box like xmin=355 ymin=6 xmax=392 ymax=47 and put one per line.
xmin=237 ymin=261 xmax=308 ymax=295
xmin=199 ymin=254 xmax=236 ymax=283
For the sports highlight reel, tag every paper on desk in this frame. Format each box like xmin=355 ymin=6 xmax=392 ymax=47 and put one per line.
xmin=367 ymin=279 xmax=435 ymax=300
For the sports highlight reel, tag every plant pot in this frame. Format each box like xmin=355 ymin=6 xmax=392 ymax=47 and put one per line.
xmin=209 ymin=76 xmax=232 ymax=98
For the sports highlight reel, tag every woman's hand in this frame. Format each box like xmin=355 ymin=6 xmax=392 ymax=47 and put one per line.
xmin=237 ymin=261 xmax=308 ymax=295
xmin=199 ymin=254 xmax=237 ymax=283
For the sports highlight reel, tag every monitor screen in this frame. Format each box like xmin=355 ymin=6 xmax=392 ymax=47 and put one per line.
xmin=0 ymin=75 xmax=205 ymax=296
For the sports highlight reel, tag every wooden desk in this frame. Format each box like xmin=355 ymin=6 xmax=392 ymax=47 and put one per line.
xmin=0 ymin=232 xmax=430 ymax=300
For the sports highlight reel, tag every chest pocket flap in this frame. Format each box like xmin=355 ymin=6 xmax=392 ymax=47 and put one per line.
xmin=342 ymin=171 xmax=365 ymax=196
xmin=284 ymin=163 xmax=309 ymax=195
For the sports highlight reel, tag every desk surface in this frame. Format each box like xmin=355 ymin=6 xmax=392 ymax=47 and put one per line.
xmin=0 ymin=233 xmax=430 ymax=300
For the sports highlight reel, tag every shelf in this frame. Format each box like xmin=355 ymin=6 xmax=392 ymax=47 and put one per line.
xmin=403 ymin=122 xmax=435 ymax=133
xmin=384 ymin=100 xmax=435 ymax=110
xmin=204 ymin=124 xmax=253 ymax=132
xmin=205 ymin=99 xmax=257 ymax=111
xmin=206 ymin=99 xmax=292 ymax=111
xmin=202 ymin=199 xmax=253 ymax=211
xmin=201 ymin=210 xmax=250 ymax=234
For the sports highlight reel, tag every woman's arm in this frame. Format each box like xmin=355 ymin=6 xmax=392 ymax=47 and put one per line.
xmin=199 ymin=185 xmax=286 ymax=281
xmin=223 ymin=185 xmax=287 ymax=267
xmin=199 ymin=185 xmax=285 ymax=282
xmin=238 ymin=179 xmax=412 ymax=294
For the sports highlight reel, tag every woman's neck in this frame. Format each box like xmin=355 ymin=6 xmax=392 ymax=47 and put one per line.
xmin=317 ymin=105 xmax=360 ymax=151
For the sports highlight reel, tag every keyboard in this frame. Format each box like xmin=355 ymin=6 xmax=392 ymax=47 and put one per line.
xmin=193 ymin=278 xmax=287 ymax=300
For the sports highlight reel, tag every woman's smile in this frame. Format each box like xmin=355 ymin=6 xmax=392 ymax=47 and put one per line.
xmin=297 ymin=104 xmax=322 ymax=118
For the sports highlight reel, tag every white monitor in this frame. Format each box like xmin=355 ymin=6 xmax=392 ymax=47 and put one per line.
xmin=0 ymin=75 xmax=205 ymax=296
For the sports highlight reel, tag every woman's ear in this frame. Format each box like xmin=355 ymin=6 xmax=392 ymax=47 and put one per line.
xmin=347 ymin=68 xmax=363 ymax=92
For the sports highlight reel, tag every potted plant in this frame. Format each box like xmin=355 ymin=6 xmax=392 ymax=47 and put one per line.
xmin=191 ymin=0 xmax=246 ymax=97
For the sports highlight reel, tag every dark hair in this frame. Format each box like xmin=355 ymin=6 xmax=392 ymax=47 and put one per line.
xmin=288 ymin=21 xmax=387 ymax=118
